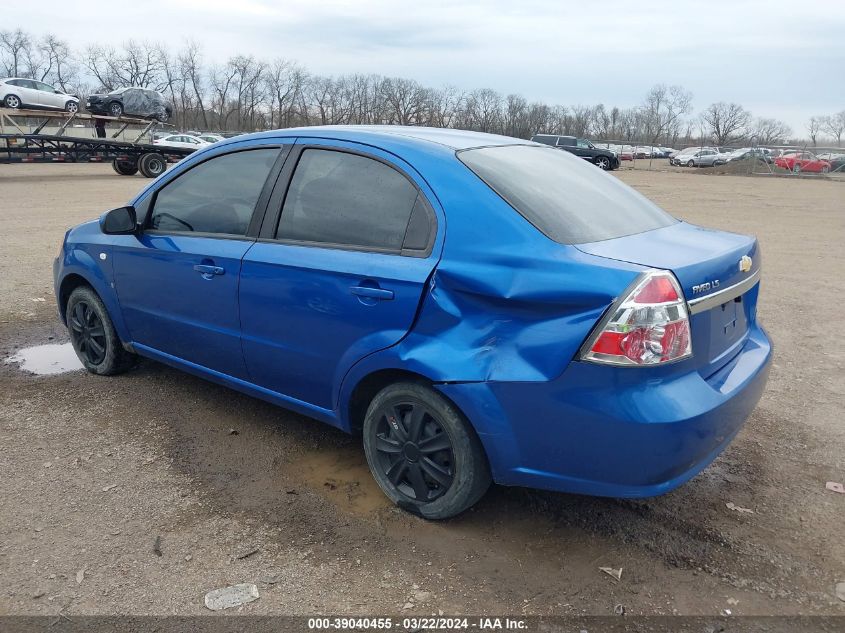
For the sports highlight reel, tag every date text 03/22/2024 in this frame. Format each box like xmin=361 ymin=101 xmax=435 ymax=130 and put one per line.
xmin=307 ymin=617 xmax=527 ymax=630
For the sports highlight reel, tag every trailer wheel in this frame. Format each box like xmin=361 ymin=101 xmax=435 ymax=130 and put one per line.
xmin=112 ymin=158 xmax=138 ymax=176
xmin=138 ymin=153 xmax=167 ymax=178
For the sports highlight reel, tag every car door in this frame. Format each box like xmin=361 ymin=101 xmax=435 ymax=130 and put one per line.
xmin=239 ymin=140 xmax=442 ymax=410
xmin=573 ymin=139 xmax=595 ymax=160
xmin=34 ymin=81 xmax=62 ymax=109
xmin=13 ymin=79 xmax=41 ymax=107
xmin=111 ymin=144 xmax=288 ymax=378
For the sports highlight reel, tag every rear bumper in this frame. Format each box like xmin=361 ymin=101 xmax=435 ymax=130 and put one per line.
xmin=437 ymin=323 xmax=772 ymax=497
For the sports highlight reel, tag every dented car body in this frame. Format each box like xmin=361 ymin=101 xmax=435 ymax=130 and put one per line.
xmin=54 ymin=126 xmax=772 ymax=505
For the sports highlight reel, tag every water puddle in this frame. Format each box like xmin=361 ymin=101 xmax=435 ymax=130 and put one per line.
xmin=5 ymin=343 xmax=84 ymax=375
xmin=297 ymin=447 xmax=389 ymax=516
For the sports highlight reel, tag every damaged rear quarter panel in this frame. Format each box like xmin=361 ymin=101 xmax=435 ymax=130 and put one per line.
xmin=339 ymin=151 xmax=645 ymax=413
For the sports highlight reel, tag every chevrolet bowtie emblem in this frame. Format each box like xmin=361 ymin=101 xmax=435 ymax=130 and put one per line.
xmin=739 ymin=255 xmax=753 ymax=273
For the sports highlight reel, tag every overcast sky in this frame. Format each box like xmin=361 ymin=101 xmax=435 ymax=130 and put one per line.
xmin=11 ymin=0 xmax=845 ymax=132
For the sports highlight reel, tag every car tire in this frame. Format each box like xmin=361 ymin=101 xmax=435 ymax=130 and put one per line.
xmin=793 ymin=163 xmax=801 ymax=174
xmin=686 ymin=159 xmax=695 ymax=168
xmin=109 ymin=102 xmax=123 ymax=118
xmin=66 ymin=286 xmax=136 ymax=376
xmin=821 ymin=165 xmax=830 ymax=174
xmin=112 ymin=158 xmax=138 ymax=176
xmin=65 ymin=101 xmax=79 ymax=114
xmin=362 ymin=382 xmax=491 ymax=520
xmin=156 ymin=111 xmax=169 ymax=123
xmin=138 ymin=152 xmax=167 ymax=178
xmin=594 ymin=156 xmax=611 ymax=170
xmin=4 ymin=94 xmax=22 ymax=109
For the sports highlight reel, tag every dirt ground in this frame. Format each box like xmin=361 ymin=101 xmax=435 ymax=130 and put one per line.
xmin=0 ymin=163 xmax=843 ymax=617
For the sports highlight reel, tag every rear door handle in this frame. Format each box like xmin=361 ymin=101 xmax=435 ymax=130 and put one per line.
xmin=350 ymin=286 xmax=394 ymax=300
xmin=193 ymin=264 xmax=225 ymax=277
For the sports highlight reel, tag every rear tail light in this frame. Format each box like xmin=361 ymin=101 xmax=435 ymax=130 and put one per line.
xmin=581 ymin=270 xmax=692 ymax=366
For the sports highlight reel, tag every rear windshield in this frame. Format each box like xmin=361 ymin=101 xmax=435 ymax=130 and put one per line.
xmin=458 ymin=144 xmax=677 ymax=244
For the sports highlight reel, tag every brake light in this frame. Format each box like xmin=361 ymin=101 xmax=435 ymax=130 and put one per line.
xmin=581 ymin=270 xmax=692 ymax=366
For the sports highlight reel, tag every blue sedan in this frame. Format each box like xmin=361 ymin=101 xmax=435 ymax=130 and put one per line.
xmin=54 ymin=126 xmax=772 ymax=519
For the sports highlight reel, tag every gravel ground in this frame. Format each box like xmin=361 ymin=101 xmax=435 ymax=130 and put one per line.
xmin=0 ymin=163 xmax=843 ymax=617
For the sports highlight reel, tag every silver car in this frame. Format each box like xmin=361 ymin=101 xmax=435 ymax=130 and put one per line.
xmin=679 ymin=148 xmax=726 ymax=167
xmin=0 ymin=77 xmax=79 ymax=113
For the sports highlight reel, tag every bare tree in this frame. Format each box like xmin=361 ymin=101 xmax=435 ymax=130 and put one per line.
xmin=425 ymin=85 xmax=462 ymax=128
xmin=381 ymin=77 xmax=427 ymax=125
xmin=806 ymin=116 xmax=822 ymax=146
xmin=751 ymin=117 xmax=791 ymax=145
xmin=266 ymin=59 xmax=306 ymax=128
xmin=701 ymin=102 xmax=751 ymax=145
xmin=84 ymin=40 xmax=167 ymax=90
xmin=39 ymin=34 xmax=78 ymax=90
xmin=503 ymin=93 xmax=528 ymax=138
xmin=0 ymin=28 xmax=33 ymax=77
xmin=642 ymin=84 xmax=693 ymax=145
xmin=821 ymin=111 xmax=845 ymax=146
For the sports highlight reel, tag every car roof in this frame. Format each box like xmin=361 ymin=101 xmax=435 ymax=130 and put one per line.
xmin=244 ymin=125 xmax=531 ymax=152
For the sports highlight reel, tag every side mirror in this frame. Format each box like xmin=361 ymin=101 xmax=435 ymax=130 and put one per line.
xmin=100 ymin=206 xmax=138 ymax=235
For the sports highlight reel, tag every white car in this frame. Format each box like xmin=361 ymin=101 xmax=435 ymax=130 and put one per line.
xmin=152 ymin=134 xmax=211 ymax=150
xmin=0 ymin=77 xmax=79 ymax=113
xmin=195 ymin=133 xmax=226 ymax=144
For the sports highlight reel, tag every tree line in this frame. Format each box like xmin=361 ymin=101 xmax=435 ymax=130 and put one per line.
xmin=2 ymin=28 xmax=843 ymax=148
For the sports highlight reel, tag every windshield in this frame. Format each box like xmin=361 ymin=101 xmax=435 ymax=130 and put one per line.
xmin=458 ymin=145 xmax=677 ymax=244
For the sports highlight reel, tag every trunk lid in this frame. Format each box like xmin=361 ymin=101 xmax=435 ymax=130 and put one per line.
xmin=576 ymin=222 xmax=761 ymax=376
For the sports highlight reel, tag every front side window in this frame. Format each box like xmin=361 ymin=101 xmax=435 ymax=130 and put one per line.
xmin=276 ymin=149 xmax=421 ymax=252
xmin=149 ymin=149 xmax=278 ymax=236
xmin=458 ymin=144 xmax=676 ymax=245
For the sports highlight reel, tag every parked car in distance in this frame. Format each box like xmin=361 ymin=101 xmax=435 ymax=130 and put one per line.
xmin=152 ymin=134 xmax=211 ymax=150
xmin=531 ymin=134 xmax=619 ymax=170
xmin=195 ymin=133 xmax=226 ymax=144
xmin=55 ymin=126 xmax=771 ymax=519
xmin=680 ymin=148 xmax=723 ymax=167
xmin=618 ymin=147 xmax=634 ymax=161
xmin=815 ymin=152 xmax=845 ymax=172
xmin=0 ymin=77 xmax=79 ymax=113
xmin=669 ymin=147 xmax=701 ymax=165
xmin=774 ymin=151 xmax=832 ymax=173
xmin=86 ymin=87 xmax=173 ymax=121
xmin=714 ymin=148 xmax=773 ymax=166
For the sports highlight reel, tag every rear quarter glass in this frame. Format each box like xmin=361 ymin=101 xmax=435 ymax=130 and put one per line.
xmin=458 ymin=144 xmax=676 ymax=244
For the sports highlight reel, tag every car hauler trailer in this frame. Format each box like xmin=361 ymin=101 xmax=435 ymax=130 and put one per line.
xmin=0 ymin=108 xmax=195 ymax=177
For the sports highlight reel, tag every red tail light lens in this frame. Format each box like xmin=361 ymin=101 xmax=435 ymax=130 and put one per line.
xmin=581 ymin=270 xmax=692 ymax=366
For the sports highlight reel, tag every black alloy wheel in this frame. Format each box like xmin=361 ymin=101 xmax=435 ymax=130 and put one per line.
xmin=65 ymin=286 xmax=136 ymax=375
xmin=68 ymin=300 xmax=107 ymax=365
xmin=363 ymin=382 xmax=491 ymax=519
xmin=372 ymin=399 xmax=455 ymax=502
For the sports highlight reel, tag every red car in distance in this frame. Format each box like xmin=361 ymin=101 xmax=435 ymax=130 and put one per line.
xmin=775 ymin=151 xmax=832 ymax=173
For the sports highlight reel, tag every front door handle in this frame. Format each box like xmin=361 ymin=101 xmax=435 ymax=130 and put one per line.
xmin=350 ymin=285 xmax=394 ymax=301
xmin=193 ymin=264 xmax=225 ymax=279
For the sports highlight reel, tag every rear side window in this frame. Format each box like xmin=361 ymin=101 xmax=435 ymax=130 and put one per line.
xmin=276 ymin=149 xmax=421 ymax=252
xmin=531 ymin=135 xmax=557 ymax=146
xmin=458 ymin=145 xmax=677 ymax=244
xmin=149 ymin=148 xmax=278 ymax=236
